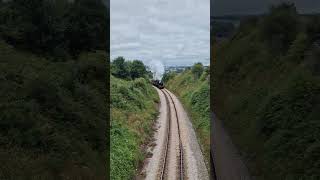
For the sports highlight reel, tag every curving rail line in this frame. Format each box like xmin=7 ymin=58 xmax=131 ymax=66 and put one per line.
xmin=159 ymin=89 xmax=184 ymax=180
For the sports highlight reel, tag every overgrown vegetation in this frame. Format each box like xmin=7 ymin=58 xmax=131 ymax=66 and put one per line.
xmin=0 ymin=0 xmax=108 ymax=57
xmin=0 ymin=41 xmax=107 ymax=179
xmin=213 ymin=3 xmax=320 ymax=179
xmin=211 ymin=20 xmax=235 ymax=38
xmin=0 ymin=0 xmax=108 ymax=179
xmin=164 ymin=63 xmax=210 ymax=167
xmin=110 ymin=58 xmax=159 ymax=180
xmin=111 ymin=56 xmax=152 ymax=80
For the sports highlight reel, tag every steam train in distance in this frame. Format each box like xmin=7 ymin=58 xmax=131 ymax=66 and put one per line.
xmin=151 ymin=79 xmax=165 ymax=89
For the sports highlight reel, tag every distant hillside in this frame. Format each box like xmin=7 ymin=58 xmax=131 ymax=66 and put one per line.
xmin=213 ymin=3 xmax=320 ymax=180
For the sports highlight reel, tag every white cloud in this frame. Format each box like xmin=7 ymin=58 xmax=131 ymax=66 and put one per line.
xmin=111 ymin=0 xmax=210 ymax=66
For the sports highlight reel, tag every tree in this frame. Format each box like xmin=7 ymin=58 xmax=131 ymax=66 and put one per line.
xmin=0 ymin=0 xmax=107 ymax=57
xmin=66 ymin=0 xmax=108 ymax=55
xmin=306 ymin=16 xmax=320 ymax=41
xmin=192 ymin=62 xmax=204 ymax=79
xmin=130 ymin=60 xmax=147 ymax=79
xmin=162 ymin=72 xmax=176 ymax=83
xmin=260 ymin=3 xmax=299 ymax=53
xmin=111 ymin=57 xmax=129 ymax=79
xmin=0 ymin=0 xmax=67 ymax=52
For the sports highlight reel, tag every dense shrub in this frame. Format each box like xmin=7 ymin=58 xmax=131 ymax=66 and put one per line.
xmin=0 ymin=0 xmax=108 ymax=57
xmin=213 ymin=3 xmax=320 ymax=179
xmin=111 ymin=57 xmax=150 ymax=80
xmin=110 ymin=75 xmax=158 ymax=179
xmin=0 ymin=41 xmax=108 ymax=179
xmin=162 ymin=72 xmax=176 ymax=83
xmin=191 ymin=62 xmax=204 ymax=79
xmin=165 ymin=66 xmax=210 ymax=167
xmin=0 ymin=0 xmax=108 ymax=178
xmin=259 ymin=3 xmax=299 ymax=53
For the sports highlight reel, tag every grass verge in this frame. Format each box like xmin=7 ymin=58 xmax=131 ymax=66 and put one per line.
xmin=110 ymin=76 xmax=159 ymax=179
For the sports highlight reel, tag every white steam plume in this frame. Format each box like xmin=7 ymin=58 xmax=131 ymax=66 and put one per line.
xmin=148 ymin=60 xmax=165 ymax=80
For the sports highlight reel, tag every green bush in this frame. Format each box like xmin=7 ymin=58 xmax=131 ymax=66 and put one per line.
xmin=111 ymin=57 xmax=150 ymax=80
xmin=110 ymin=75 xmax=159 ymax=179
xmin=192 ymin=62 xmax=204 ymax=79
xmin=166 ymin=68 xmax=210 ymax=167
xmin=259 ymin=3 xmax=299 ymax=53
xmin=162 ymin=72 xmax=176 ymax=83
xmin=0 ymin=41 xmax=107 ymax=179
xmin=0 ymin=0 xmax=108 ymax=57
xmin=213 ymin=3 xmax=320 ymax=179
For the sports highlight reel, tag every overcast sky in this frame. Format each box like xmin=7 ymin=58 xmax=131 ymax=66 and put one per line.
xmin=111 ymin=0 xmax=210 ymax=66
xmin=212 ymin=0 xmax=320 ymax=16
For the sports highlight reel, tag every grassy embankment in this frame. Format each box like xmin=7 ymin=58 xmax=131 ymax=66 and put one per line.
xmin=110 ymin=75 xmax=159 ymax=179
xmin=0 ymin=40 xmax=107 ymax=179
xmin=165 ymin=65 xmax=210 ymax=167
xmin=0 ymin=1 xmax=108 ymax=178
xmin=213 ymin=3 xmax=320 ymax=179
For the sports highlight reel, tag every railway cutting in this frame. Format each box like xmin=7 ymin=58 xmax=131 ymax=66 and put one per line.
xmin=141 ymin=87 xmax=209 ymax=180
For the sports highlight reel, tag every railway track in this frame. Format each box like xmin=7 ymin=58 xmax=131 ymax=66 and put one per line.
xmin=159 ymin=89 xmax=184 ymax=180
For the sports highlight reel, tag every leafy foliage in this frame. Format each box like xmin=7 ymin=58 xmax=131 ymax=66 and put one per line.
xmin=191 ymin=62 xmax=204 ymax=79
xmin=110 ymin=75 xmax=158 ymax=180
xmin=0 ymin=0 xmax=108 ymax=178
xmin=162 ymin=71 xmax=176 ymax=83
xmin=165 ymin=64 xmax=210 ymax=167
xmin=111 ymin=57 xmax=129 ymax=79
xmin=111 ymin=56 xmax=150 ymax=80
xmin=130 ymin=60 xmax=148 ymax=79
xmin=213 ymin=3 xmax=320 ymax=179
xmin=211 ymin=21 xmax=235 ymax=38
xmin=0 ymin=0 xmax=108 ymax=57
xmin=259 ymin=3 xmax=299 ymax=53
xmin=0 ymin=40 xmax=108 ymax=179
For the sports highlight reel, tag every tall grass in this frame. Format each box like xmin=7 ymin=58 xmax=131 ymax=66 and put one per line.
xmin=110 ymin=76 xmax=159 ymax=179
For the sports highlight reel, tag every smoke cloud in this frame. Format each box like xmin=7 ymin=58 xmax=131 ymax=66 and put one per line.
xmin=148 ymin=60 xmax=165 ymax=80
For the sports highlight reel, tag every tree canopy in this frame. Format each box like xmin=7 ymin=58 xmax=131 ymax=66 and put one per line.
xmin=192 ymin=62 xmax=204 ymax=79
xmin=0 ymin=0 xmax=108 ymax=57
xmin=0 ymin=0 xmax=108 ymax=178
xmin=111 ymin=57 xmax=150 ymax=80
